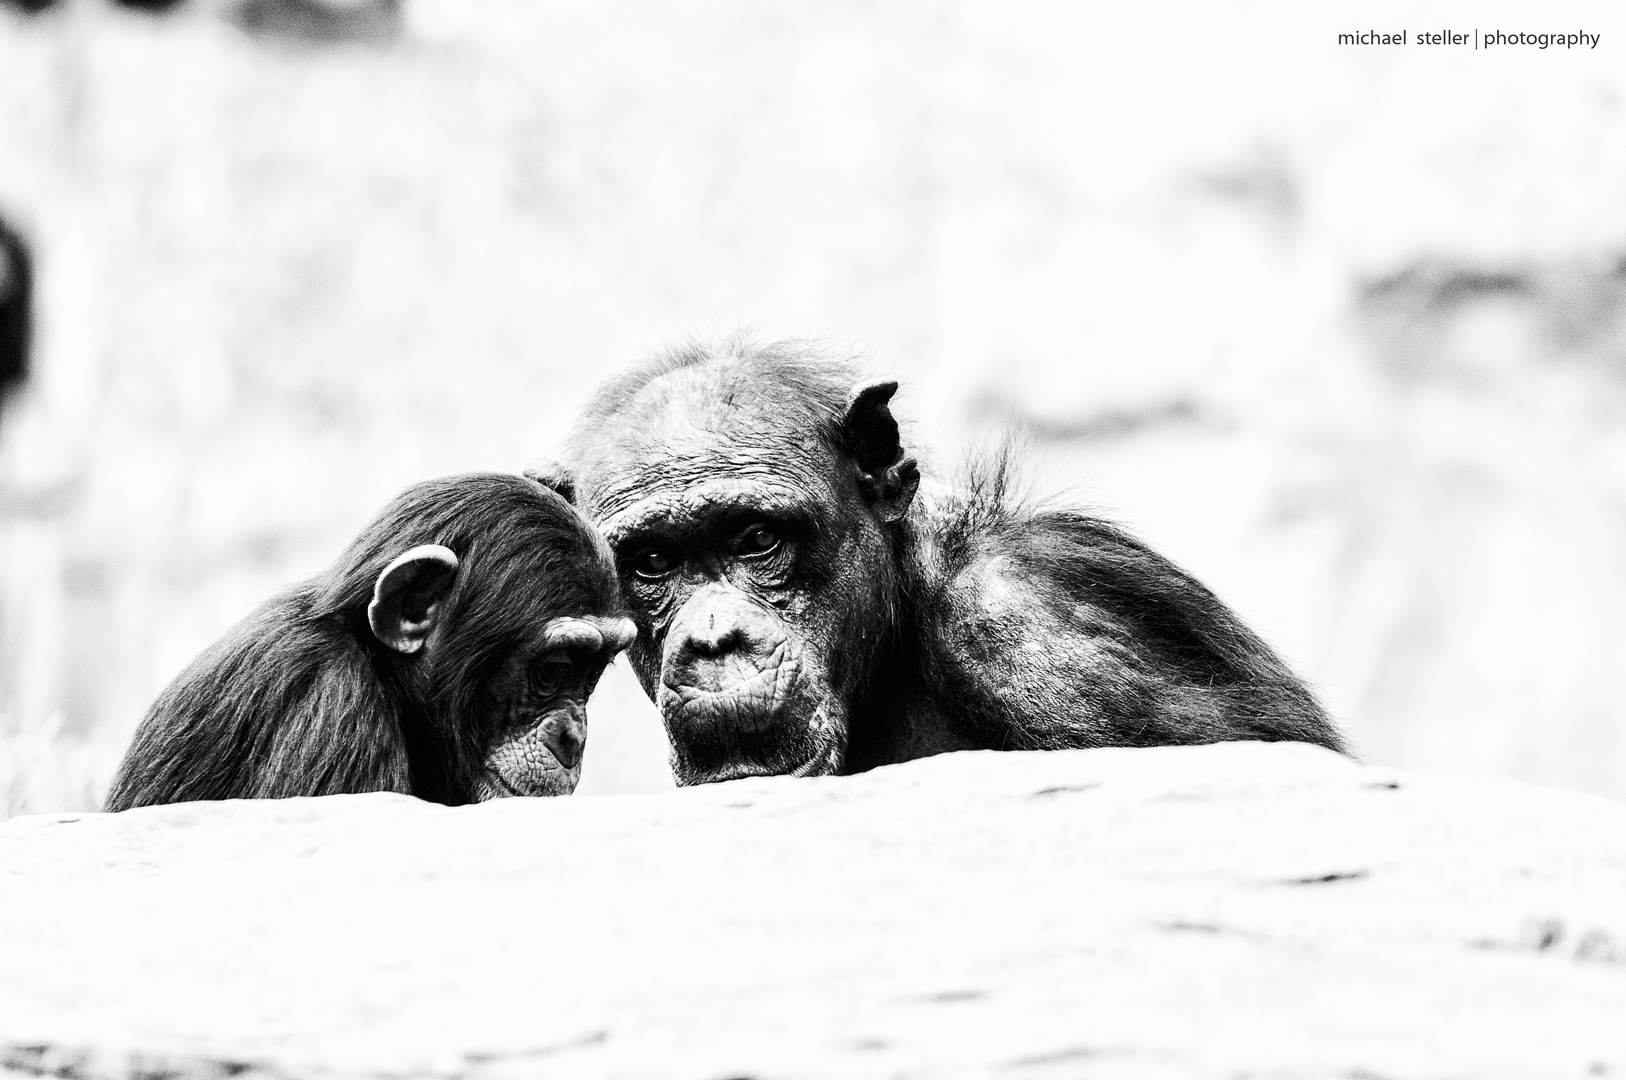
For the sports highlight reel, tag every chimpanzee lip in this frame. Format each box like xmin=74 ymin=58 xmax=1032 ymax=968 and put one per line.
xmin=659 ymin=646 xmax=803 ymax=725
xmin=481 ymin=769 xmax=522 ymax=797
xmin=691 ymin=760 xmax=780 ymax=784
xmin=674 ymin=724 xmax=842 ymax=786
xmin=481 ymin=746 xmax=573 ymax=798
xmin=660 ymin=663 xmax=814 ymax=738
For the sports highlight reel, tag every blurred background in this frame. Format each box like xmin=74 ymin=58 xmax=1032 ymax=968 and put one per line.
xmin=2 ymin=0 xmax=1624 ymax=818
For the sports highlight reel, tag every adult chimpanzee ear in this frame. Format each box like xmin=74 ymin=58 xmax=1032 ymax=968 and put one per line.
xmin=841 ymin=378 xmax=920 ymax=524
xmin=368 ymin=545 xmax=459 ymax=655
xmin=523 ymin=459 xmax=576 ymax=503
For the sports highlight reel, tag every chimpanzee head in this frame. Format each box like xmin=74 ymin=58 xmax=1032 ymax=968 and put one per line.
xmin=561 ymin=339 xmax=919 ymax=785
xmin=329 ymin=474 xmax=636 ymax=800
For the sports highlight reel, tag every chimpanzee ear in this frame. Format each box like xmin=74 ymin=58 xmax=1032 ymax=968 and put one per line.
xmin=523 ymin=459 xmax=576 ymax=504
xmin=368 ymin=545 xmax=459 ymax=655
xmin=841 ymin=377 xmax=920 ymax=524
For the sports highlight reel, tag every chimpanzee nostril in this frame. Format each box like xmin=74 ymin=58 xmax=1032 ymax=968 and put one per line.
xmin=685 ymin=623 xmax=743 ymax=658
xmin=662 ymin=583 xmax=786 ymax=690
xmin=540 ymin=711 xmax=585 ymax=770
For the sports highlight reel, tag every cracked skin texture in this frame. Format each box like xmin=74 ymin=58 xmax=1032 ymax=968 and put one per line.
xmin=659 ymin=637 xmax=804 ymax=736
xmin=474 ymin=625 xmax=629 ymax=798
xmin=476 ymin=728 xmax=578 ymax=799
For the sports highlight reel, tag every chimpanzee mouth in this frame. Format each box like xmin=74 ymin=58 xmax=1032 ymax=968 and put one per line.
xmin=659 ymin=685 xmax=800 ymax=737
xmin=476 ymin=748 xmax=578 ymax=800
xmin=473 ymin=771 xmax=520 ymax=801
xmin=689 ymin=760 xmax=782 ymax=784
xmin=682 ymin=756 xmax=835 ymax=786
xmin=668 ymin=714 xmax=844 ymax=786
xmin=659 ymin=652 xmax=848 ymax=784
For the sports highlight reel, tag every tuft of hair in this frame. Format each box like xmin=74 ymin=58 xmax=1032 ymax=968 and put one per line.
xmin=928 ymin=434 xmax=1044 ymax=570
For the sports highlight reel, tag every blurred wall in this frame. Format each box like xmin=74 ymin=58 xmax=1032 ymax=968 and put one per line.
xmin=0 ymin=0 xmax=1623 ymax=813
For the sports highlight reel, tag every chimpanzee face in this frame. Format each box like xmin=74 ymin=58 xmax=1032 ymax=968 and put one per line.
xmin=367 ymin=526 xmax=635 ymax=801
xmin=568 ymin=364 xmax=915 ymax=785
xmin=474 ymin=615 xmax=637 ymax=798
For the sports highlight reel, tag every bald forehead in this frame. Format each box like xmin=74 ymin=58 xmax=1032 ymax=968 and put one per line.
xmin=573 ymin=364 xmax=844 ymax=519
xmin=605 ymin=364 xmax=829 ymax=441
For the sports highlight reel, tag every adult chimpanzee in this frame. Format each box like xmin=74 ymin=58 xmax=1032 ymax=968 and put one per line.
xmin=551 ymin=337 xmax=1344 ymax=786
xmin=104 ymin=473 xmax=636 ymax=811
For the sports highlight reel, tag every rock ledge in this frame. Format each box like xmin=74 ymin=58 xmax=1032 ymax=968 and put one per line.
xmin=2 ymin=743 xmax=1625 ymax=1079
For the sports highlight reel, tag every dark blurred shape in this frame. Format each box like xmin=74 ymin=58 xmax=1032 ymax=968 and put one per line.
xmin=970 ymin=391 xmax=1215 ymax=442
xmin=0 ymin=0 xmax=60 ymax=13
xmin=112 ymin=0 xmax=187 ymax=12
xmin=1192 ymin=146 xmax=1301 ymax=240
xmin=1365 ymin=262 xmax=1528 ymax=308
xmin=0 ymin=217 xmax=31 ymax=403
xmin=228 ymin=0 xmax=399 ymax=45
xmin=1361 ymin=256 xmax=1626 ymax=386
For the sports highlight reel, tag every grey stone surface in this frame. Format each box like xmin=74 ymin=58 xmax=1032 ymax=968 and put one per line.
xmin=2 ymin=742 xmax=1624 ymax=1079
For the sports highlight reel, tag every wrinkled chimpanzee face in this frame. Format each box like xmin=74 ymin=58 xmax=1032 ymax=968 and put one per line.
xmin=473 ymin=615 xmax=637 ymax=798
xmin=368 ymin=531 xmax=635 ymax=802
xmin=567 ymin=364 xmax=917 ymax=785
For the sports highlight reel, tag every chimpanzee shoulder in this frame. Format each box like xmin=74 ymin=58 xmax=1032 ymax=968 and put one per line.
xmin=901 ymin=461 xmax=1345 ymax=756
xmin=105 ymin=589 xmax=414 ymax=810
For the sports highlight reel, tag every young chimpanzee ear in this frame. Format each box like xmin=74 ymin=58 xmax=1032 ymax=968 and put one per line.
xmin=841 ymin=377 xmax=921 ymax=524
xmin=523 ymin=459 xmax=576 ymax=504
xmin=367 ymin=544 xmax=459 ymax=655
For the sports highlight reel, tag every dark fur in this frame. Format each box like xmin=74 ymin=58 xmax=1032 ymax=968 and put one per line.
xmin=104 ymin=473 xmax=621 ymax=810
xmin=566 ymin=336 xmax=1344 ymax=782
xmin=889 ymin=458 xmax=1340 ymax=759
xmin=0 ymin=217 xmax=31 ymax=395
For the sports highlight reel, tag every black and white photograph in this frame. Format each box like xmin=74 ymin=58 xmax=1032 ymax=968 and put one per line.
xmin=1 ymin=0 xmax=1623 ymax=1075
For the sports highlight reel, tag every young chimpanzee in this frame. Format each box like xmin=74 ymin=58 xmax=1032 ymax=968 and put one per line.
xmin=104 ymin=473 xmax=635 ymax=811
xmin=553 ymin=335 xmax=1345 ymax=787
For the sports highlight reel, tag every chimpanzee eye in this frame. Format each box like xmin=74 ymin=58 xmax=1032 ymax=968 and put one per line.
xmin=631 ymin=546 xmax=680 ymax=579
xmin=533 ymin=659 xmax=572 ymax=695
xmin=739 ymin=526 xmax=780 ymax=557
